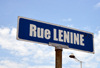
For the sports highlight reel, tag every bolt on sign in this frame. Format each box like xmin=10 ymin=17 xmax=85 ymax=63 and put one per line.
xmin=17 ymin=16 xmax=94 ymax=54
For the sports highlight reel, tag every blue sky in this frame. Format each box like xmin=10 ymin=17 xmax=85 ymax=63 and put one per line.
xmin=0 ymin=0 xmax=100 ymax=68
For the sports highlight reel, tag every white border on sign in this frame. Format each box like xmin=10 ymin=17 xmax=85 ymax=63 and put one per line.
xmin=16 ymin=16 xmax=95 ymax=54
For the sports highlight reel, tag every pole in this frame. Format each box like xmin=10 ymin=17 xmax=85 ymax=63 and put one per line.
xmin=75 ymin=58 xmax=82 ymax=68
xmin=55 ymin=47 xmax=62 ymax=68
xmin=80 ymin=61 xmax=82 ymax=68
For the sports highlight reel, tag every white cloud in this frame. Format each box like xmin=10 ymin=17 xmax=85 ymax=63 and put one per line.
xmin=0 ymin=27 xmax=100 ymax=68
xmin=0 ymin=60 xmax=54 ymax=68
xmin=67 ymin=18 xmax=72 ymax=22
xmin=0 ymin=27 xmax=50 ymax=56
xmin=0 ymin=27 xmax=10 ymax=36
xmin=94 ymin=31 xmax=100 ymax=54
xmin=0 ymin=60 xmax=27 ymax=68
xmin=94 ymin=2 xmax=100 ymax=8
xmin=0 ymin=27 xmax=55 ymax=64
xmin=67 ymin=25 xmax=74 ymax=28
xmin=84 ymin=62 xmax=98 ymax=68
xmin=62 ymin=18 xmax=72 ymax=22
xmin=28 ymin=66 xmax=54 ymax=68
xmin=83 ymin=26 xmax=91 ymax=31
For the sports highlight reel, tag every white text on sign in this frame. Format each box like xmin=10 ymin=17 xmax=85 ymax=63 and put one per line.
xmin=29 ymin=24 xmax=84 ymax=46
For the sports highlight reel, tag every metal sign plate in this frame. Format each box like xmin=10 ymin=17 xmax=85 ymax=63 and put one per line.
xmin=17 ymin=16 xmax=94 ymax=53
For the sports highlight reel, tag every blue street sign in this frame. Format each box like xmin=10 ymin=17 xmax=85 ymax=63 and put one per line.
xmin=17 ymin=16 xmax=94 ymax=53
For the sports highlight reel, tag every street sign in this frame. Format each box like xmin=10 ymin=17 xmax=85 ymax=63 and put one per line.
xmin=17 ymin=16 xmax=94 ymax=53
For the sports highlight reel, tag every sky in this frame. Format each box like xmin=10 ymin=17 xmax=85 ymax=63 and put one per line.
xmin=0 ymin=0 xmax=100 ymax=68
